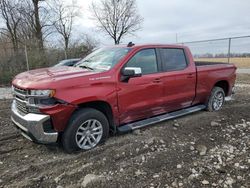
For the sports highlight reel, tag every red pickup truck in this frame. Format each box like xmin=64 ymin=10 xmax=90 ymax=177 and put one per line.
xmin=11 ymin=44 xmax=236 ymax=152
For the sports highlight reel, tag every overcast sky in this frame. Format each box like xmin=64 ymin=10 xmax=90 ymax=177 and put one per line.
xmin=73 ymin=0 xmax=250 ymax=53
xmin=74 ymin=0 xmax=250 ymax=43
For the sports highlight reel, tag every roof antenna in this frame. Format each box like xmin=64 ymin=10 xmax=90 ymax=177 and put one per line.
xmin=127 ymin=42 xmax=135 ymax=47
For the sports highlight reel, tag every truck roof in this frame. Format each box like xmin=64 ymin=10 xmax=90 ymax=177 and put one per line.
xmin=106 ymin=43 xmax=187 ymax=49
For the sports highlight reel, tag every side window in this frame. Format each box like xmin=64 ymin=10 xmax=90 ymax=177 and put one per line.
xmin=125 ymin=49 xmax=158 ymax=75
xmin=160 ymin=48 xmax=187 ymax=71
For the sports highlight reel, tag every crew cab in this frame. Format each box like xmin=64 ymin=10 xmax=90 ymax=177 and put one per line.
xmin=11 ymin=44 xmax=236 ymax=152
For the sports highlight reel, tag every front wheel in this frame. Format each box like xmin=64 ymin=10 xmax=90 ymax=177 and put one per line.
xmin=62 ymin=108 xmax=109 ymax=153
xmin=206 ymin=86 xmax=225 ymax=112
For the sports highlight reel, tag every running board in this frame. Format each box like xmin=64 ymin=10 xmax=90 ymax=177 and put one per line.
xmin=117 ymin=105 xmax=206 ymax=133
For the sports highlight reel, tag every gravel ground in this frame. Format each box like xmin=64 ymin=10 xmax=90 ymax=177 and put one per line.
xmin=0 ymin=74 xmax=249 ymax=188
xmin=236 ymin=68 xmax=250 ymax=74
xmin=0 ymin=88 xmax=12 ymax=100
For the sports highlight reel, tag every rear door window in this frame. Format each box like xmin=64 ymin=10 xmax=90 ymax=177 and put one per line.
xmin=160 ymin=48 xmax=187 ymax=71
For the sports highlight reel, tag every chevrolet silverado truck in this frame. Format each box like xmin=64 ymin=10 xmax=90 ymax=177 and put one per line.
xmin=11 ymin=44 xmax=236 ymax=153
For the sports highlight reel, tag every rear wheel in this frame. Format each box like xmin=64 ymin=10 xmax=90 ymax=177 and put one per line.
xmin=206 ymin=86 xmax=225 ymax=112
xmin=62 ymin=108 xmax=109 ymax=153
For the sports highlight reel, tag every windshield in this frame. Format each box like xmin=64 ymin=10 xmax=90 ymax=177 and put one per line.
xmin=75 ymin=47 xmax=131 ymax=71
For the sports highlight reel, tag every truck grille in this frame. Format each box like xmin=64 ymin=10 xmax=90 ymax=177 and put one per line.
xmin=13 ymin=86 xmax=29 ymax=115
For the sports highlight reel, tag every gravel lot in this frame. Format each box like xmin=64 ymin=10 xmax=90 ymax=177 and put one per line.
xmin=237 ymin=68 xmax=250 ymax=74
xmin=0 ymin=88 xmax=12 ymax=100
xmin=0 ymin=74 xmax=250 ymax=188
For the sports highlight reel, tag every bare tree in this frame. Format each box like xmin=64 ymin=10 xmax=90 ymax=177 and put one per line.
xmin=52 ymin=0 xmax=79 ymax=58
xmin=90 ymin=0 xmax=143 ymax=44
xmin=31 ymin=0 xmax=44 ymax=50
xmin=0 ymin=0 xmax=21 ymax=52
xmin=17 ymin=0 xmax=54 ymax=50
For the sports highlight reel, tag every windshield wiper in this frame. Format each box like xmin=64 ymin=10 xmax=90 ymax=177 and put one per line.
xmin=79 ymin=65 xmax=94 ymax=70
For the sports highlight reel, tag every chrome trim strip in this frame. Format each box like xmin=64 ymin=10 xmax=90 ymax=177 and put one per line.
xmin=15 ymin=97 xmax=27 ymax=104
xmin=11 ymin=115 xmax=28 ymax=132
xmin=14 ymin=92 xmax=26 ymax=98
xmin=21 ymin=132 xmax=33 ymax=141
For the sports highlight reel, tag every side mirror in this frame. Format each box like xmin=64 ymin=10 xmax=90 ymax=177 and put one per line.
xmin=121 ymin=67 xmax=142 ymax=82
xmin=122 ymin=67 xmax=142 ymax=77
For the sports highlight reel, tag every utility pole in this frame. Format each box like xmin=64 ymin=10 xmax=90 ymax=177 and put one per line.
xmin=24 ymin=45 xmax=29 ymax=71
xmin=176 ymin=33 xmax=178 ymax=43
xmin=227 ymin=38 xmax=231 ymax=63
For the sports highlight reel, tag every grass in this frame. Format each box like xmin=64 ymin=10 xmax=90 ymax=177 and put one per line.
xmin=194 ymin=57 xmax=250 ymax=68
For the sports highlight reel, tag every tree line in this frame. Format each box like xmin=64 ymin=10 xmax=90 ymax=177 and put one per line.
xmin=0 ymin=0 xmax=93 ymax=58
xmin=0 ymin=0 xmax=143 ymax=85
xmin=0 ymin=0 xmax=143 ymax=57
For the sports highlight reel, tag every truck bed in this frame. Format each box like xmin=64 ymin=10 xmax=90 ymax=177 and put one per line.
xmin=194 ymin=60 xmax=236 ymax=104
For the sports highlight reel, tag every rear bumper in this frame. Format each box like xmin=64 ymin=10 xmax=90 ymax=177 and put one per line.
xmin=11 ymin=100 xmax=58 ymax=144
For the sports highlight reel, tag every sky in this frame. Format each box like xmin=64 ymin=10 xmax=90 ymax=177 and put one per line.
xmin=74 ymin=0 xmax=250 ymax=42
xmin=0 ymin=0 xmax=249 ymax=54
xmin=72 ymin=0 xmax=250 ymax=54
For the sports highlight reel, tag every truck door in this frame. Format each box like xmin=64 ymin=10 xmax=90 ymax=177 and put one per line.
xmin=117 ymin=48 xmax=165 ymax=124
xmin=159 ymin=48 xmax=196 ymax=112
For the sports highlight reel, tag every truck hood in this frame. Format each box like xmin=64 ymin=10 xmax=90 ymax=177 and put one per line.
xmin=13 ymin=66 xmax=97 ymax=89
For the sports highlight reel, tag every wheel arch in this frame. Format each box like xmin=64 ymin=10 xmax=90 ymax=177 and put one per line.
xmin=77 ymin=100 xmax=116 ymax=134
xmin=214 ymin=80 xmax=229 ymax=96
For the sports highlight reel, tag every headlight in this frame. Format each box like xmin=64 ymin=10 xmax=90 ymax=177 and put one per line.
xmin=27 ymin=97 xmax=57 ymax=107
xmin=29 ymin=89 xmax=55 ymax=97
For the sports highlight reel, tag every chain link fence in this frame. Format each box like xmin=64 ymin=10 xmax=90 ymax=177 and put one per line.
xmin=1 ymin=35 xmax=250 ymax=85
xmin=0 ymin=42 xmax=93 ymax=86
xmin=180 ymin=35 xmax=250 ymax=67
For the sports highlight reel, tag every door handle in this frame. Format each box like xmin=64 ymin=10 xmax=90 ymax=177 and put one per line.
xmin=152 ymin=78 xmax=161 ymax=83
xmin=187 ymin=73 xmax=194 ymax=78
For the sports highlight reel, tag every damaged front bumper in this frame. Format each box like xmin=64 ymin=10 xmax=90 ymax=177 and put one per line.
xmin=11 ymin=100 xmax=58 ymax=144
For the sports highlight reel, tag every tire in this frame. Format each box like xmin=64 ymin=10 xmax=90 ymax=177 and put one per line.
xmin=62 ymin=108 xmax=109 ymax=153
xmin=206 ymin=86 xmax=225 ymax=112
